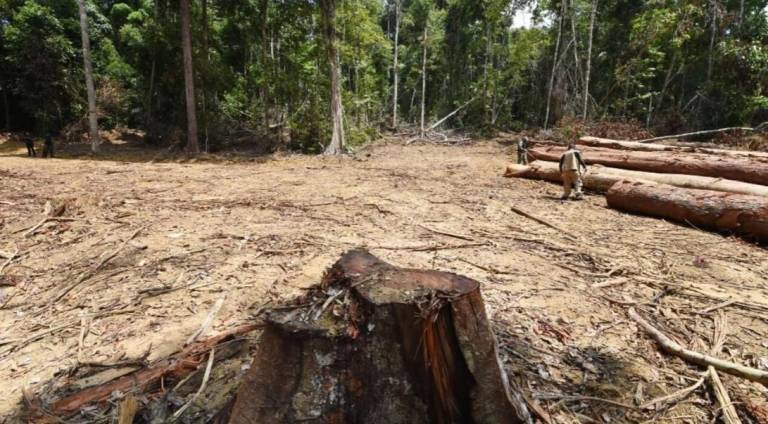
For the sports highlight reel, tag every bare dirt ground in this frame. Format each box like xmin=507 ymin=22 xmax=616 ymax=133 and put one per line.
xmin=1 ymin=135 xmax=767 ymax=423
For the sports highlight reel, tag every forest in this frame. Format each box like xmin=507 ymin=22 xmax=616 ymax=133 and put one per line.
xmin=2 ymin=1 xmax=768 ymax=424
xmin=0 ymin=0 xmax=766 ymax=153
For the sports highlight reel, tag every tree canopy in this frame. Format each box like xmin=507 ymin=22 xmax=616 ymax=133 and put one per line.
xmin=0 ymin=0 xmax=766 ymax=150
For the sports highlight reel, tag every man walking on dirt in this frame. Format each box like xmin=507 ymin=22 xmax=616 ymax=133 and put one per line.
xmin=558 ymin=142 xmax=587 ymax=200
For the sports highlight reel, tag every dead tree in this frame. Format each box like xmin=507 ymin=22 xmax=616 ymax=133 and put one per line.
xmin=77 ymin=0 xmax=100 ymax=153
xmin=226 ymin=249 xmax=530 ymax=424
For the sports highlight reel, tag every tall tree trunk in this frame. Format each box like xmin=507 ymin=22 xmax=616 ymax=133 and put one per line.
xmin=391 ymin=0 xmax=400 ymax=129
xmin=582 ymin=0 xmax=597 ymax=120
xmin=179 ymin=0 xmax=199 ymax=154
xmin=544 ymin=0 xmax=566 ymax=129
xmin=260 ymin=0 xmax=270 ymax=132
xmin=201 ymin=0 xmax=209 ymax=152
xmin=707 ymin=0 xmax=717 ymax=84
xmin=320 ymin=0 xmax=345 ymax=155
xmin=77 ymin=0 xmax=100 ymax=153
xmin=420 ymin=26 xmax=428 ymax=138
xmin=1 ymin=85 xmax=9 ymax=131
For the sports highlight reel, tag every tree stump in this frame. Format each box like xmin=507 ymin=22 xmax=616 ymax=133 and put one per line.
xmin=226 ymin=249 xmax=529 ymax=424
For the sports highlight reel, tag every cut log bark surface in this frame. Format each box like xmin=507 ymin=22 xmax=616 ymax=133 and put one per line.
xmin=227 ymin=249 xmax=529 ymax=424
xmin=579 ymin=136 xmax=768 ymax=159
xmin=606 ymin=181 xmax=768 ymax=242
xmin=505 ymin=161 xmax=768 ymax=197
xmin=528 ymin=146 xmax=768 ymax=185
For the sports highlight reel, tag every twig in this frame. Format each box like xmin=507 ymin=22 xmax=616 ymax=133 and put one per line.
xmin=534 ymin=393 xmax=637 ymax=410
xmin=697 ymin=299 xmax=736 ymax=314
xmin=509 ymin=206 xmax=579 ymax=241
xmin=185 ymin=295 xmax=226 ymax=346
xmin=0 ymin=248 xmax=19 ymax=275
xmin=636 ymin=123 xmax=767 ymax=143
xmin=21 ymin=217 xmax=77 ymax=238
xmin=628 ymin=308 xmax=768 ymax=386
xmin=49 ymin=227 xmax=143 ymax=304
xmin=707 ymin=311 xmax=742 ymax=424
xmin=418 ymin=224 xmax=475 ymax=242
xmin=639 ymin=374 xmax=707 ymax=409
xmin=171 ymin=347 xmax=215 ymax=422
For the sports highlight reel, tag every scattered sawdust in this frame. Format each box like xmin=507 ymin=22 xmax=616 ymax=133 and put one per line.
xmin=1 ymin=135 xmax=767 ymax=422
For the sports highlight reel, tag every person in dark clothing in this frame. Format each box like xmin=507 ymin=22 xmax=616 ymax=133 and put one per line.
xmin=24 ymin=137 xmax=36 ymax=157
xmin=517 ymin=137 xmax=530 ymax=165
xmin=42 ymin=133 xmax=55 ymax=158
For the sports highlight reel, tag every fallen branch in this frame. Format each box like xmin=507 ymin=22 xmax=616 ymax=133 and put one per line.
xmin=0 ymin=248 xmax=19 ymax=275
xmin=509 ymin=206 xmax=579 ymax=241
xmin=46 ymin=324 xmax=259 ymax=417
xmin=639 ymin=374 xmax=707 ymax=410
xmin=21 ymin=217 xmax=77 ymax=238
xmin=708 ymin=311 xmax=741 ymax=424
xmin=628 ymin=308 xmax=768 ymax=386
xmin=636 ymin=122 xmax=767 ymax=143
xmin=426 ymin=97 xmax=476 ymax=131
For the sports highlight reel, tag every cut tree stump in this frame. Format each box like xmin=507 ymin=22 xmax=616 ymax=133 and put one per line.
xmin=226 ymin=249 xmax=530 ymax=424
xmin=606 ymin=181 xmax=768 ymax=242
xmin=528 ymin=146 xmax=768 ymax=185
xmin=504 ymin=161 xmax=768 ymax=197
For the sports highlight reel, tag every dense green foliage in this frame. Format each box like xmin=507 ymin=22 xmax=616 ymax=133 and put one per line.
xmin=0 ymin=0 xmax=766 ymax=149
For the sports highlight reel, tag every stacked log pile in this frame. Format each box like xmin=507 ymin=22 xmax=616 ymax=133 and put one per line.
xmin=505 ymin=136 xmax=768 ymax=242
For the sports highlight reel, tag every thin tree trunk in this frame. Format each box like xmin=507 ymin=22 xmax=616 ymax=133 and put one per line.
xmin=738 ymin=0 xmax=744 ymax=29
xmin=179 ymin=0 xmax=199 ymax=153
xmin=320 ymin=0 xmax=345 ymax=154
xmin=77 ymin=0 xmax=100 ymax=153
xmin=544 ymin=0 xmax=566 ymax=129
xmin=420 ymin=26 xmax=428 ymax=139
xmin=260 ymin=0 xmax=270 ymax=132
xmin=707 ymin=0 xmax=717 ymax=83
xmin=201 ymin=0 xmax=209 ymax=152
xmin=392 ymin=0 xmax=400 ymax=129
xmin=582 ymin=0 xmax=597 ymax=120
xmin=1 ymin=86 xmax=9 ymax=131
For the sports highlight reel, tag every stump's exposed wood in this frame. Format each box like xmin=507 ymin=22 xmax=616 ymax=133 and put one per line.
xmin=528 ymin=146 xmax=768 ymax=185
xmin=607 ymin=181 xmax=768 ymax=242
xmin=505 ymin=161 xmax=768 ymax=197
xmin=227 ymin=249 xmax=528 ymax=424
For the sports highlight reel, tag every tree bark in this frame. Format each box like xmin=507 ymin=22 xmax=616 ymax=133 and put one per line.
xmin=528 ymin=145 xmax=768 ymax=185
xmin=420 ymin=26 xmax=428 ymax=139
xmin=321 ymin=0 xmax=345 ymax=155
xmin=582 ymin=0 xmax=597 ymax=120
xmin=179 ymin=0 xmax=199 ymax=154
xmin=226 ymin=249 xmax=531 ymax=424
xmin=505 ymin=160 xmax=768 ymax=197
xmin=392 ymin=0 xmax=400 ymax=129
xmin=77 ymin=0 xmax=100 ymax=153
xmin=578 ymin=136 xmax=768 ymax=159
xmin=544 ymin=0 xmax=566 ymax=129
xmin=1 ymin=85 xmax=9 ymax=131
xmin=607 ymin=181 xmax=768 ymax=242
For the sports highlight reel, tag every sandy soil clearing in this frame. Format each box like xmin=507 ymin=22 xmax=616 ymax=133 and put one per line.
xmin=1 ymin=138 xmax=767 ymax=423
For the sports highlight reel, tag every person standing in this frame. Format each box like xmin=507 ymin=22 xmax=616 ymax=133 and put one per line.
xmin=42 ymin=133 xmax=55 ymax=158
xmin=24 ymin=136 xmax=36 ymax=157
xmin=517 ymin=137 xmax=530 ymax=165
xmin=558 ymin=142 xmax=587 ymax=200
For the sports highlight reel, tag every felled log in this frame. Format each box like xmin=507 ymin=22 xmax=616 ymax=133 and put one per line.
xmin=579 ymin=136 xmax=768 ymax=159
xmin=528 ymin=146 xmax=768 ymax=185
xmin=226 ymin=249 xmax=530 ymax=424
xmin=504 ymin=161 xmax=768 ymax=197
xmin=606 ymin=181 xmax=768 ymax=242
